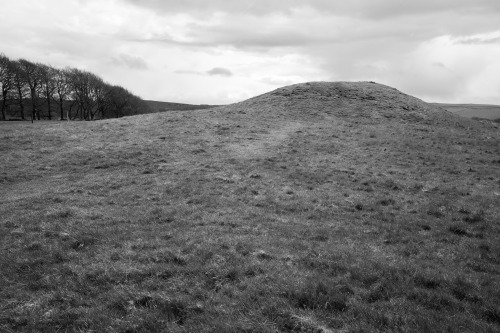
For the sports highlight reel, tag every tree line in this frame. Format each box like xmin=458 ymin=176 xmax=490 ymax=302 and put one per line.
xmin=0 ymin=53 xmax=151 ymax=121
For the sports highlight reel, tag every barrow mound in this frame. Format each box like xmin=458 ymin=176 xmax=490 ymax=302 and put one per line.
xmin=221 ymin=81 xmax=489 ymax=131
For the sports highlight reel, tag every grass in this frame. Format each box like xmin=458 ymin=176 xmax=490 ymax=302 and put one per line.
xmin=1 ymin=82 xmax=500 ymax=332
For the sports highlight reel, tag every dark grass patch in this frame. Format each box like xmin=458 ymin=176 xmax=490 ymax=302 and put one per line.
xmin=298 ymin=256 xmax=349 ymax=276
xmin=310 ymin=234 xmax=329 ymax=242
xmin=107 ymin=298 xmax=130 ymax=316
xmin=36 ymin=310 xmax=88 ymax=333
xmin=413 ymin=272 xmax=443 ymax=290
xmin=378 ymin=197 xmax=396 ymax=206
xmin=349 ymin=267 xmax=380 ymax=287
xmin=350 ymin=306 xmax=396 ymax=331
xmin=448 ymin=276 xmax=479 ymax=302
xmin=482 ymin=306 xmax=500 ymax=325
xmin=133 ymin=296 xmax=188 ymax=324
xmin=68 ymin=233 xmax=100 ymax=251
xmin=464 ymin=211 xmax=485 ymax=224
xmin=448 ymin=224 xmax=470 ymax=237
xmin=459 ymin=207 xmax=471 ymax=214
xmin=285 ymin=279 xmax=349 ymax=312
xmin=427 ymin=208 xmax=445 ymax=218
xmin=354 ymin=203 xmax=364 ymax=210
xmin=204 ymin=265 xmax=242 ymax=291
xmin=268 ymin=310 xmax=324 ymax=333
xmin=146 ymin=207 xmax=184 ymax=224
xmin=407 ymin=289 xmax=462 ymax=311
xmin=129 ymin=251 xmax=187 ymax=266
xmin=263 ymin=303 xmax=332 ymax=333
xmin=419 ymin=224 xmax=431 ymax=231
xmin=46 ymin=207 xmax=75 ymax=219
xmin=365 ymin=280 xmax=396 ymax=303
xmin=235 ymin=242 xmax=253 ymax=256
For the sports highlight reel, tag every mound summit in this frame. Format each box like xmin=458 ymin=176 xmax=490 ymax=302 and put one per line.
xmin=221 ymin=81 xmax=488 ymax=131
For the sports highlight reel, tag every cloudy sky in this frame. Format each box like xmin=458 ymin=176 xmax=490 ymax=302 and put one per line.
xmin=1 ymin=0 xmax=499 ymax=105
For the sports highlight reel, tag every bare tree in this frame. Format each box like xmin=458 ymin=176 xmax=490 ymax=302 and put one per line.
xmin=0 ymin=53 xmax=14 ymax=120
xmin=53 ymin=68 xmax=74 ymax=120
xmin=90 ymin=75 xmax=107 ymax=120
xmin=18 ymin=59 xmax=44 ymax=120
xmin=2 ymin=53 xmax=151 ymax=121
xmin=40 ymin=64 xmax=57 ymax=120
xmin=68 ymin=69 xmax=111 ymax=120
xmin=10 ymin=61 xmax=29 ymax=120
xmin=68 ymin=68 xmax=93 ymax=120
xmin=104 ymin=85 xmax=131 ymax=118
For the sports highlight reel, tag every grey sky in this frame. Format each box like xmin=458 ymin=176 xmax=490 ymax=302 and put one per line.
xmin=1 ymin=0 xmax=499 ymax=104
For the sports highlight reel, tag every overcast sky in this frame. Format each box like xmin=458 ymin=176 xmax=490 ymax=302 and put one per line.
xmin=1 ymin=0 xmax=499 ymax=105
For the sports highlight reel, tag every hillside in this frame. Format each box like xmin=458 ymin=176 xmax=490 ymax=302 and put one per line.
xmin=1 ymin=82 xmax=499 ymax=332
xmin=434 ymin=103 xmax=500 ymax=121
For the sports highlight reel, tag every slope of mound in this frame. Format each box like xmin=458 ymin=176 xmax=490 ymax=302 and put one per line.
xmin=220 ymin=81 xmax=488 ymax=131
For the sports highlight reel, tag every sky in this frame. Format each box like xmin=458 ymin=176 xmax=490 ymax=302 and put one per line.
xmin=1 ymin=0 xmax=499 ymax=105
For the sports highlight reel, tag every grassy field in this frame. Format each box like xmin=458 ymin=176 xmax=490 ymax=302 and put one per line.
xmin=1 ymin=82 xmax=499 ymax=332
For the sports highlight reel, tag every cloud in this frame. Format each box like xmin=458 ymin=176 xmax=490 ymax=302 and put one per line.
xmin=112 ymin=53 xmax=149 ymax=70
xmin=174 ymin=69 xmax=202 ymax=75
xmin=126 ymin=2 xmax=500 ymax=55
xmin=174 ymin=67 xmax=233 ymax=77
xmin=453 ymin=31 xmax=500 ymax=45
xmin=432 ymin=62 xmax=447 ymax=69
xmin=259 ymin=77 xmax=295 ymax=86
xmin=207 ymin=67 xmax=233 ymax=77
xmin=123 ymin=0 xmax=500 ymax=19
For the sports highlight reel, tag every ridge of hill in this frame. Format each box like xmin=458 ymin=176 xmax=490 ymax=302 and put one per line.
xmin=1 ymin=81 xmax=499 ymax=332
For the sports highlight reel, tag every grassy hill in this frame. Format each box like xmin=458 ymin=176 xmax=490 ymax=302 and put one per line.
xmin=434 ymin=103 xmax=500 ymax=121
xmin=1 ymin=81 xmax=499 ymax=332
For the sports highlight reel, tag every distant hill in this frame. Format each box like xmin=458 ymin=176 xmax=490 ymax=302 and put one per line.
xmin=433 ymin=103 xmax=500 ymax=121
xmin=145 ymin=100 xmax=219 ymax=113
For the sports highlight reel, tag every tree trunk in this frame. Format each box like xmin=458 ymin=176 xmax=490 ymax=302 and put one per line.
xmin=46 ymin=93 xmax=52 ymax=120
xmin=1 ymin=89 xmax=7 ymax=120
xmin=36 ymin=103 xmax=41 ymax=120
xmin=30 ymin=89 xmax=37 ymax=120
xmin=1 ymin=99 xmax=6 ymax=121
xmin=19 ymin=99 xmax=25 ymax=120
xmin=16 ymin=86 xmax=25 ymax=120
xmin=59 ymin=97 xmax=64 ymax=120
